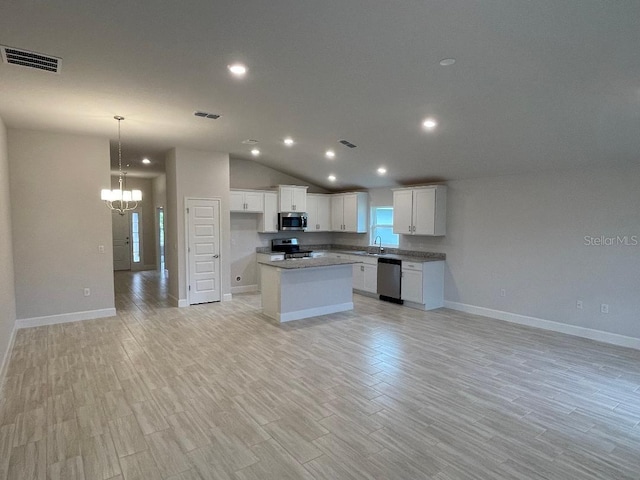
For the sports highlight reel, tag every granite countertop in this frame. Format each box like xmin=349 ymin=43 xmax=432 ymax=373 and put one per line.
xmin=256 ymin=244 xmax=445 ymax=263
xmin=331 ymin=250 xmax=444 ymax=263
xmin=258 ymin=257 xmax=361 ymax=269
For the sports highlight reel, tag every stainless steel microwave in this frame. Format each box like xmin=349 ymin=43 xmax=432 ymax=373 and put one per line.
xmin=278 ymin=212 xmax=308 ymax=231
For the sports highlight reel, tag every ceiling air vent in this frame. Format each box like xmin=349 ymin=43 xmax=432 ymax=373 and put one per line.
xmin=194 ymin=111 xmax=220 ymax=119
xmin=339 ymin=139 xmax=357 ymax=149
xmin=1 ymin=45 xmax=61 ymax=73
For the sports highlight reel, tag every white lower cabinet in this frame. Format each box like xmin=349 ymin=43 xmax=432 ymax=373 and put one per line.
xmin=362 ymin=264 xmax=377 ymax=293
xmin=352 ymin=262 xmax=377 ymax=293
xmin=328 ymin=253 xmax=377 ymax=294
xmin=401 ymin=260 xmax=444 ymax=310
xmin=401 ymin=267 xmax=423 ymax=303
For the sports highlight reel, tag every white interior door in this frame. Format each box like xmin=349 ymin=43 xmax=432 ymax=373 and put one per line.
xmin=187 ymin=198 xmax=221 ymax=304
xmin=112 ymin=211 xmax=131 ymax=271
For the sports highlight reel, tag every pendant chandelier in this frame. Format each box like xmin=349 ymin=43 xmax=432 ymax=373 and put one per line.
xmin=101 ymin=116 xmax=142 ymax=215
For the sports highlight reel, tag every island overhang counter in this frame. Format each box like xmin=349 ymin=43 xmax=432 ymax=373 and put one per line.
xmin=258 ymin=257 xmax=361 ymax=322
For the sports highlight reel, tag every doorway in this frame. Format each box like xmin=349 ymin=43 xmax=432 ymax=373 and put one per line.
xmin=112 ymin=211 xmax=131 ymax=270
xmin=158 ymin=207 xmax=165 ymax=272
xmin=186 ymin=198 xmax=221 ymax=304
xmin=112 ymin=209 xmax=143 ymax=271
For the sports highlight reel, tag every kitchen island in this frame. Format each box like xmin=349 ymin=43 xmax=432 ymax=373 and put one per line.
xmin=258 ymin=257 xmax=360 ymax=322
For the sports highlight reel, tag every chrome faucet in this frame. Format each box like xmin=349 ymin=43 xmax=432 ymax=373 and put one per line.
xmin=374 ymin=235 xmax=384 ymax=254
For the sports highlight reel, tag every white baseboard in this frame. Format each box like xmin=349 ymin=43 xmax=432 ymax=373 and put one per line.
xmin=16 ymin=308 xmax=117 ymax=329
xmin=231 ymin=285 xmax=258 ymax=294
xmin=444 ymin=301 xmax=640 ymax=351
xmin=278 ymin=302 xmax=353 ymax=323
xmin=223 ymin=293 xmax=233 ymax=302
xmin=0 ymin=322 xmax=17 ymax=395
xmin=168 ymin=294 xmax=188 ymax=308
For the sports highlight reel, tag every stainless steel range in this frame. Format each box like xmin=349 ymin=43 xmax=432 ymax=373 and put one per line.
xmin=271 ymin=238 xmax=313 ymax=259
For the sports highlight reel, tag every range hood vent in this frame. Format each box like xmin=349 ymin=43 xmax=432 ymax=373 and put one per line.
xmin=1 ymin=45 xmax=61 ymax=73
xmin=339 ymin=139 xmax=357 ymax=149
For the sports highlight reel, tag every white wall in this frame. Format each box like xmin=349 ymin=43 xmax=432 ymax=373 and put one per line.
xmin=165 ymin=147 xmax=231 ymax=303
xmin=110 ymin=175 xmax=156 ymax=269
xmin=398 ymin=166 xmax=640 ymax=341
xmin=230 ymin=157 xmax=328 ymax=193
xmin=165 ymin=151 xmax=179 ymax=299
xmin=8 ymin=129 xmax=115 ymax=320
xmin=0 ymin=116 xmax=16 ymax=376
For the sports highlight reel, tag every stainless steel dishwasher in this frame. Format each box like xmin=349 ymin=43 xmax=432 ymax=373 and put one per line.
xmin=377 ymin=257 xmax=403 ymax=304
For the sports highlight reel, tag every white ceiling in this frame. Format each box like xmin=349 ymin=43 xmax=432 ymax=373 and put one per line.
xmin=1 ymin=1 xmax=639 ymax=188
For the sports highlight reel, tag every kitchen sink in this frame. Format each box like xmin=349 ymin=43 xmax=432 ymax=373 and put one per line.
xmin=367 ymin=252 xmax=386 ymax=256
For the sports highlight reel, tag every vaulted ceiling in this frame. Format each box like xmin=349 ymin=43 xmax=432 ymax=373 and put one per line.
xmin=1 ymin=1 xmax=639 ymax=188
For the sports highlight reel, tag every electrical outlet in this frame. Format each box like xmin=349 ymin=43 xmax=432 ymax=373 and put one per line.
xmin=500 ymin=289 xmax=506 ymax=297
xmin=83 ymin=288 xmax=91 ymax=297
xmin=98 ymin=245 xmax=105 ymax=254
xmin=600 ymin=303 xmax=609 ymax=314
xmin=576 ymin=300 xmax=583 ymax=310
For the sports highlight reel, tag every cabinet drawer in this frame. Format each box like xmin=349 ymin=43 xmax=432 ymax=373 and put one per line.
xmin=402 ymin=261 xmax=423 ymax=271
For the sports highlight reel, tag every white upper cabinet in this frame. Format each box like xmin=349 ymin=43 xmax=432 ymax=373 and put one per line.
xmin=278 ymin=185 xmax=308 ymax=212
xmin=392 ymin=186 xmax=446 ymax=236
xmin=331 ymin=192 xmax=368 ymax=233
xmin=306 ymin=194 xmax=331 ymax=232
xmin=259 ymin=192 xmax=278 ymax=233
xmin=392 ymin=190 xmax=414 ymax=235
xmin=231 ymin=190 xmax=264 ymax=213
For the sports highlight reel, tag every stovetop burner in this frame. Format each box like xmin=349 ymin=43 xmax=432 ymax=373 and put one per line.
xmin=272 ymin=237 xmax=312 ymax=255
xmin=284 ymin=250 xmax=312 ymax=259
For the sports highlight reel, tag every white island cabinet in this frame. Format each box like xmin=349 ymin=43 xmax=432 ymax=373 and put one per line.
xmin=258 ymin=257 xmax=359 ymax=322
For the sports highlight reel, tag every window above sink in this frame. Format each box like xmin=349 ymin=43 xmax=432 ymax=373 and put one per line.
xmin=370 ymin=206 xmax=399 ymax=247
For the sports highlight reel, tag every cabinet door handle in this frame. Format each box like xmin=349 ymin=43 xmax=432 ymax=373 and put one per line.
xmin=361 ymin=266 xmax=364 ymax=272
xmin=213 ymin=254 xmax=219 ymax=258
xmin=413 ymin=226 xmax=416 ymax=232
xmin=408 ymin=226 xmax=411 ymax=233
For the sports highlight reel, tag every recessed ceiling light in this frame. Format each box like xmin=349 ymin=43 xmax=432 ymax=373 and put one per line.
xmin=284 ymin=137 xmax=294 ymax=146
xmin=377 ymin=167 xmax=387 ymax=175
xmin=325 ymin=150 xmax=335 ymax=159
xmin=422 ymin=118 xmax=438 ymax=130
xmin=251 ymin=148 xmax=260 ymax=156
xmin=142 ymin=158 xmax=151 ymax=164
xmin=228 ymin=63 xmax=247 ymax=76
xmin=439 ymin=58 xmax=456 ymax=66
xmin=328 ymin=175 xmax=336 ymax=182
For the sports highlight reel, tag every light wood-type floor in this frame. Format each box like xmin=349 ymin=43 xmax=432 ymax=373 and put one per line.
xmin=1 ymin=270 xmax=640 ymax=479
